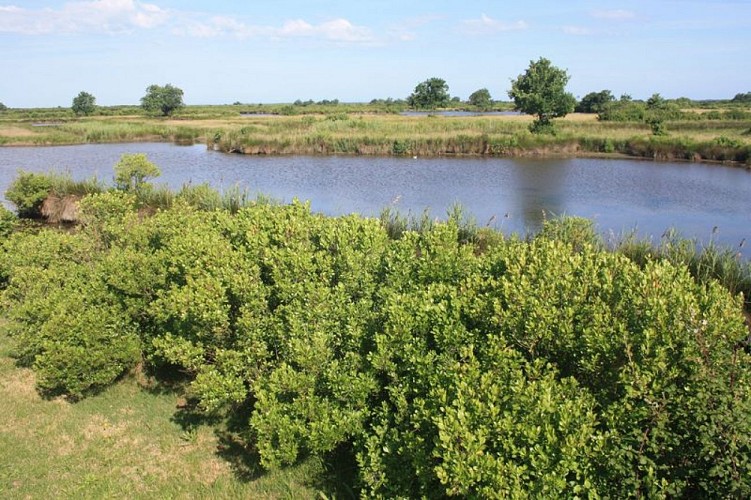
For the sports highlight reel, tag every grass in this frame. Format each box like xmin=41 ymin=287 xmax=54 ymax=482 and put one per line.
xmin=0 ymin=323 xmax=356 ymax=499
xmin=2 ymin=105 xmax=750 ymax=165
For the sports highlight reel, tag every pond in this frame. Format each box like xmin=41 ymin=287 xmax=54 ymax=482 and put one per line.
xmin=1 ymin=142 xmax=750 ymax=258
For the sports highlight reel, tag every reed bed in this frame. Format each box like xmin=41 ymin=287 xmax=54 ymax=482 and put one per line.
xmin=2 ymin=110 xmax=749 ymax=164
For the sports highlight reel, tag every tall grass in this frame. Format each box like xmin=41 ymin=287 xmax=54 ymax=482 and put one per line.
xmin=612 ymin=228 xmax=751 ymax=308
xmin=3 ymin=107 xmax=749 ymax=163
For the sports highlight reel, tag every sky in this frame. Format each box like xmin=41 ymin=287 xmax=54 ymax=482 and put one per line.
xmin=1 ymin=0 xmax=750 ymax=107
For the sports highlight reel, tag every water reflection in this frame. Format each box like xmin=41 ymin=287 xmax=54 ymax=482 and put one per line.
xmin=507 ymin=160 xmax=570 ymax=231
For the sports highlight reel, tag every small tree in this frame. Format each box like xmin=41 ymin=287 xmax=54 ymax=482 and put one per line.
xmin=408 ymin=77 xmax=450 ymax=109
xmin=468 ymin=88 xmax=493 ymax=110
xmin=0 ymin=102 xmax=8 ymax=112
xmin=114 ymin=153 xmax=161 ymax=192
xmin=141 ymin=84 xmax=184 ymax=116
xmin=575 ymin=90 xmax=614 ymax=113
xmin=72 ymin=91 xmax=96 ymax=116
xmin=508 ymin=57 xmax=576 ymax=133
xmin=646 ymin=93 xmax=666 ymax=110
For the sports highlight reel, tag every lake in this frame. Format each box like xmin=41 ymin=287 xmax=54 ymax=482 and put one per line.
xmin=1 ymin=142 xmax=750 ymax=258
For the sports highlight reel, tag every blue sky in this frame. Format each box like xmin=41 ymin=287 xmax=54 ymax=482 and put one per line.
xmin=1 ymin=0 xmax=749 ymax=107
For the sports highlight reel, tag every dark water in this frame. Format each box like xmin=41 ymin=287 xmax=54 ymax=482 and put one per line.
xmin=1 ymin=143 xmax=750 ymax=258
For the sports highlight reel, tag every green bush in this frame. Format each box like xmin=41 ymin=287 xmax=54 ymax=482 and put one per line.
xmin=1 ymin=197 xmax=749 ymax=497
xmin=0 ymin=204 xmax=18 ymax=239
xmin=5 ymin=171 xmax=53 ymax=218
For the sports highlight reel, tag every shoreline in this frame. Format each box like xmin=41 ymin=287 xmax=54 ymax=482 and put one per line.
xmin=1 ymin=111 xmax=749 ymax=168
xmin=2 ymin=137 xmax=750 ymax=169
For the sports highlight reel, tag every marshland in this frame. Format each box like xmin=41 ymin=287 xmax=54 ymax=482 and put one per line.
xmin=1 ymin=100 xmax=750 ymax=163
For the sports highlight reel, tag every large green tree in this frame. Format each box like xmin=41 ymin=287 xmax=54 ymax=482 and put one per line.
xmin=408 ymin=77 xmax=450 ymax=109
xmin=468 ymin=88 xmax=492 ymax=110
xmin=141 ymin=83 xmax=185 ymax=116
xmin=72 ymin=91 xmax=96 ymax=116
xmin=508 ymin=57 xmax=576 ymax=132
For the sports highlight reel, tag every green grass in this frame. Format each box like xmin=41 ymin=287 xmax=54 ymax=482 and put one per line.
xmin=3 ymin=104 xmax=750 ymax=165
xmin=0 ymin=323 xmax=355 ymax=499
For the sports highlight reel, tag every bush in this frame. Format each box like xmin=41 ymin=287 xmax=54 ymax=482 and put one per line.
xmin=0 ymin=204 xmax=18 ymax=239
xmin=114 ymin=153 xmax=161 ymax=192
xmin=5 ymin=171 xmax=53 ymax=218
xmin=1 ymin=199 xmax=749 ymax=497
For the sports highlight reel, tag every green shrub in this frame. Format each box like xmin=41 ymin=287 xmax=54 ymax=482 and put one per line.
xmin=32 ymin=299 xmax=141 ymax=399
xmin=0 ymin=204 xmax=18 ymax=239
xmin=5 ymin=171 xmax=53 ymax=218
xmin=114 ymin=153 xmax=161 ymax=192
xmin=1 ymin=199 xmax=749 ymax=496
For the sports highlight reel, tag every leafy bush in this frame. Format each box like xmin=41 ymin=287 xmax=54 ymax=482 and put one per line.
xmin=114 ymin=153 xmax=161 ymax=192
xmin=1 ymin=197 xmax=749 ymax=497
xmin=5 ymin=172 xmax=53 ymax=218
xmin=0 ymin=204 xmax=17 ymax=239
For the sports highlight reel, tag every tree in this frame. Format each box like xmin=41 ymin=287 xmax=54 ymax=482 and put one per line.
xmin=408 ymin=77 xmax=450 ymax=109
xmin=141 ymin=84 xmax=184 ymax=116
xmin=646 ymin=93 xmax=666 ymax=110
xmin=575 ymin=89 xmax=614 ymax=113
xmin=114 ymin=153 xmax=161 ymax=192
xmin=731 ymin=92 xmax=751 ymax=103
xmin=468 ymin=88 xmax=492 ymax=110
xmin=72 ymin=91 xmax=96 ymax=116
xmin=0 ymin=102 xmax=8 ymax=112
xmin=508 ymin=57 xmax=576 ymax=132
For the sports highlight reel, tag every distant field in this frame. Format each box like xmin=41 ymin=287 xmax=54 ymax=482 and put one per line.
xmin=1 ymin=104 xmax=749 ymax=165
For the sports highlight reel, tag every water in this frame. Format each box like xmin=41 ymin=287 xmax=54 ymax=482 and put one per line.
xmin=1 ymin=142 xmax=750 ymax=258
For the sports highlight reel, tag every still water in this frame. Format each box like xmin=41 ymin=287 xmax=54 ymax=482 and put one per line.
xmin=1 ymin=142 xmax=750 ymax=257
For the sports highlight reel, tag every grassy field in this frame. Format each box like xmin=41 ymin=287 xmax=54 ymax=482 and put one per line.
xmin=0 ymin=324 xmax=355 ymax=499
xmin=1 ymin=104 xmax=750 ymax=164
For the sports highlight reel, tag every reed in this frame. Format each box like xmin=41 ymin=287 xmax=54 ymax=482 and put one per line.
xmin=2 ymin=107 xmax=749 ymax=164
xmin=612 ymin=228 xmax=751 ymax=308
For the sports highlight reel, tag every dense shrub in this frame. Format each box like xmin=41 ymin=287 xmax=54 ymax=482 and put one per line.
xmin=1 ymin=192 xmax=749 ymax=496
xmin=0 ymin=205 xmax=17 ymax=240
xmin=5 ymin=172 xmax=53 ymax=218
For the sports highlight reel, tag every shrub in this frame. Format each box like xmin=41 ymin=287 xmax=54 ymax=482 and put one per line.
xmin=114 ymin=153 xmax=161 ymax=192
xmin=5 ymin=171 xmax=53 ymax=218
xmin=1 ymin=200 xmax=749 ymax=496
xmin=0 ymin=204 xmax=18 ymax=239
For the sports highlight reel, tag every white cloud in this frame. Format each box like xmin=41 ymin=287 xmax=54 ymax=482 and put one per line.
xmin=591 ymin=9 xmax=636 ymax=20
xmin=278 ymin=18 xmax=374 ymax=42
xmin=458 ymin=14 xmax=528 ymax=35
xmin=176 ymin=16 xmax=376 ymax=44
xmin=0 ymin=0 xmax=168 ymax=35
xmin=1 ymin=2 xmax=379 ymax=45
xmin=563 ymin=25 xmax=593 ymax=36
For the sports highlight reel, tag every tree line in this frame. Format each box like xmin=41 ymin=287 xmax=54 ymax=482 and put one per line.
xmin=3 ymin=56 xmax=748 ymax=135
